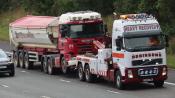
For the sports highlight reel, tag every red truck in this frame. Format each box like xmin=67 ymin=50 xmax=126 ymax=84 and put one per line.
xmin=9 ymin=11 xmax=108 ymax=75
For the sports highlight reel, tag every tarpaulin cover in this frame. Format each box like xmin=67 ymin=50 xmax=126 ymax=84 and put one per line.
xmin=10 ymin=15 xmax=57 ymax=28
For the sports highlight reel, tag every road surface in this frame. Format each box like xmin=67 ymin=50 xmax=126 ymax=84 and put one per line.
xmin=0 ymin=41 xmax=175 ymax=98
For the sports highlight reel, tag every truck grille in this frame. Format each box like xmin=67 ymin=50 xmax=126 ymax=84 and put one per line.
xmin=77 ymin=44 xmax=93 ymax=54
xmin=132 ymin=58 xmax=163 ymax=66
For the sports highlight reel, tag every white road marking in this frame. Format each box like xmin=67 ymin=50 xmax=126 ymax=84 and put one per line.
xmin=106 ymin=90 xmax=121 ymax=94
xmin=41 ymin=96 xmax=51 ymax=98
xmin=0 ymin=84 xmax=9 ymax=88
xmin=165 ymin=82 xmax=175 ymax=86
xmin=60 ymin=79 xmax=71 ymax=83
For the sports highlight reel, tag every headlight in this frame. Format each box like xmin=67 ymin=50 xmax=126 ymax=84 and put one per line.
xmin=128 ymin=69 xmax=133 ymax=78
xmin=162 ymin=67 xmax=167 ymax=76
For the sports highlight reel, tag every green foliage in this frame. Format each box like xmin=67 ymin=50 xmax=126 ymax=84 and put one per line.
xmin=0 ymin=0 xmax=175 ymax=38
xmin=0 ymin=0 xmax=175 ymax=68
xmin=167 ymin=55 xmax=175 ymax=69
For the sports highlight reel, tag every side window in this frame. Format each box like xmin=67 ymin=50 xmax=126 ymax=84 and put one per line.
xmin=115 ymin=37 xmax=123 ymax=51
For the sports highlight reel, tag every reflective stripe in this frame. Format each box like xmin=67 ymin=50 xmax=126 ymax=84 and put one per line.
xmin=112 ymin=52 xmax=124 ymax=58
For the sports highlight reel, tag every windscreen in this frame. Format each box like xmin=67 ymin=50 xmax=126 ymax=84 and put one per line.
xmin=124 ymin=34 xmax=165 ymax=51
xmin=0 ymin=50 xmax=8 ymax=58
xmin=69 ymin=23 xmax=104 ymax=38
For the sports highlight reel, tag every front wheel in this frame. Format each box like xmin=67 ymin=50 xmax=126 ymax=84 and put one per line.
xmin=115 ymin=71 xmax=125 ymax=90
xmin=154 ymin=81 xmax=164 ymax=87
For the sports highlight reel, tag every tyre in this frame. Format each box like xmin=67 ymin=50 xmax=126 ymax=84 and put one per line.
xmin=154 ymin=81 xmax=164 ymax=87
xmin=19 ymin=51 xmax=24 ymax=68
xmin=41 ymin=58 xmax=44 ymax=72
xmin=61 ymin=57 xmax=69 ymax=74
xmin=78 ymin=63 xmax=85 ymax=81
xmin=13 ymin=51 xmax=19 ymax=67
xmin=48 ymin=58 xmax=55 ymax=75
xmin=24 ymin=52 xmax=33 ymax=69
xmin=84 ymin=64 xmax=95 ymax=82
xmin=9 ymin=65 xmax=15 ymax=77
xmin=115 ymin=71 xmax=125 ymax=90
xmin=43 ymin=58 xmax=48 ymax=73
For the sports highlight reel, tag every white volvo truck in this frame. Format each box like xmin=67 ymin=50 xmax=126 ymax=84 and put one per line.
xmin=76 ymin=13 xmax=168 ymax=89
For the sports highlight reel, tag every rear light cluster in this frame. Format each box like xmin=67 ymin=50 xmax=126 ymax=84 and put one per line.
xmin=132 ymin=52 xmax=161 ymax=59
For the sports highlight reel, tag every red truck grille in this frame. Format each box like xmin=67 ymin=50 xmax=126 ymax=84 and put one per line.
xmin=77 ymin=44 xmax=93 ymax=54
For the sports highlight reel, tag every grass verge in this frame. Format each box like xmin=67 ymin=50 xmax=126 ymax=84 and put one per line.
xmin=0 ymin=8 xmax=26 ymax=41
xmin=167 ymin=54 xmax=175 ymax=69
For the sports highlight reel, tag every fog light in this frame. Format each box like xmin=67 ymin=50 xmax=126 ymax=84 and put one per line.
xmin=128 ymin=70 xmax=133 ymax=78
xmin=162 ymin=67 xmax=167 ymax=76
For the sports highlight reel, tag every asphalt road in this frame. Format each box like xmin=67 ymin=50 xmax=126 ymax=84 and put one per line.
xmin=0 ymin=41 xmax=175 ymax=98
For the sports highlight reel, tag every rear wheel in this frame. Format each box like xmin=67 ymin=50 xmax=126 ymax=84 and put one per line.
xmin=43 ymin=58 xmax=48 ymax=73
xmin=154 ymin=81 xmax=164 ymax=87
xmin=24 ymin=52 xmax=33 ymax=69
xmin=84 ymin=64 xmax=95 ymax=82
xmin=78 ymin=63 xmax=85 ymax=81
xmin=115 ymin=71 xmax=125 ymax=90
xmin=19 ymin=52 xmax=24 ymax=68
xmin=48 ymin=58 xmax=55 ymax=75
xmin=13 ymin=51 xmax=19 ymax=67
xmin=61 ymin=57 xmax=69 ymax=74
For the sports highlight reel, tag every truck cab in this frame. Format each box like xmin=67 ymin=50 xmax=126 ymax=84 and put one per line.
xmin=112 ymin=14 xmax=168 ymax=89
xmin=57 ymin=11 xmax=107 ymax=73
xmin=76 ymin=13 xmax=168 ymax=90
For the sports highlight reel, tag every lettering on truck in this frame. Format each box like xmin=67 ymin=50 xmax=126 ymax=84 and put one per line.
xmin=124 ymin=23 xmax=160 ymax=32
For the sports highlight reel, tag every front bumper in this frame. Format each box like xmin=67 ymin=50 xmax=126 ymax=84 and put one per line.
xmin=0 ymin=62 xmax=14 ymax=73
xmin=122 ymin=65 xmax=168 ymax=84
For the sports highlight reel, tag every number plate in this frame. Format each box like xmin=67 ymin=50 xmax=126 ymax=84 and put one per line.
xmin=143 ymin=78 xmax=153 ymax=82
xmin=138 ymin=68 xmax=158 ymax=76
xmin=0 ymin=66 xmax=7 ymax=69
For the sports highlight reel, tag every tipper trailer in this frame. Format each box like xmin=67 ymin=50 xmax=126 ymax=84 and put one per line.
xmin=9 ymin=11 xmax=109 ymax=75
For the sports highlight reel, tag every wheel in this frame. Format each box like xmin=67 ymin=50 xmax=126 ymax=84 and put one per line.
xmin=19 ymin=52 xmax=24 ymax=68
xmin=154 ymin=81 xmax=164 ymax=87
xmin=115 ymin=71 xmax=125 ymax=90
xmin=84 ymin=64 xmax=95 ymax=82
xmin=24 ymin=52 xmax=33 ymax=70
xmin=61 ymin=57 xmax=69 ymax=74
xmin=9 ymin=65 xmax=15 ymax=77
xmin=78 ymin=63 xmax=85 ymax=81
xmin=48 ymin=58 xmax=55 ymax=75
xmin=13 ymin=51 xmax=19 ymax=67
xmin=41 ymin=58 xmax=44 ymax=72
xmin=43 ymin=58 xmax=48 ymax=73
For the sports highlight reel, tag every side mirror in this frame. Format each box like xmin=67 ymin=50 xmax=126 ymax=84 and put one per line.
xmin=60 ymin=25 xmax=69 ymax=37
xmin=165 ymin=35 xmax=169 ymax=47
xmin=61 ymin=32 xmax=66 ymax=37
